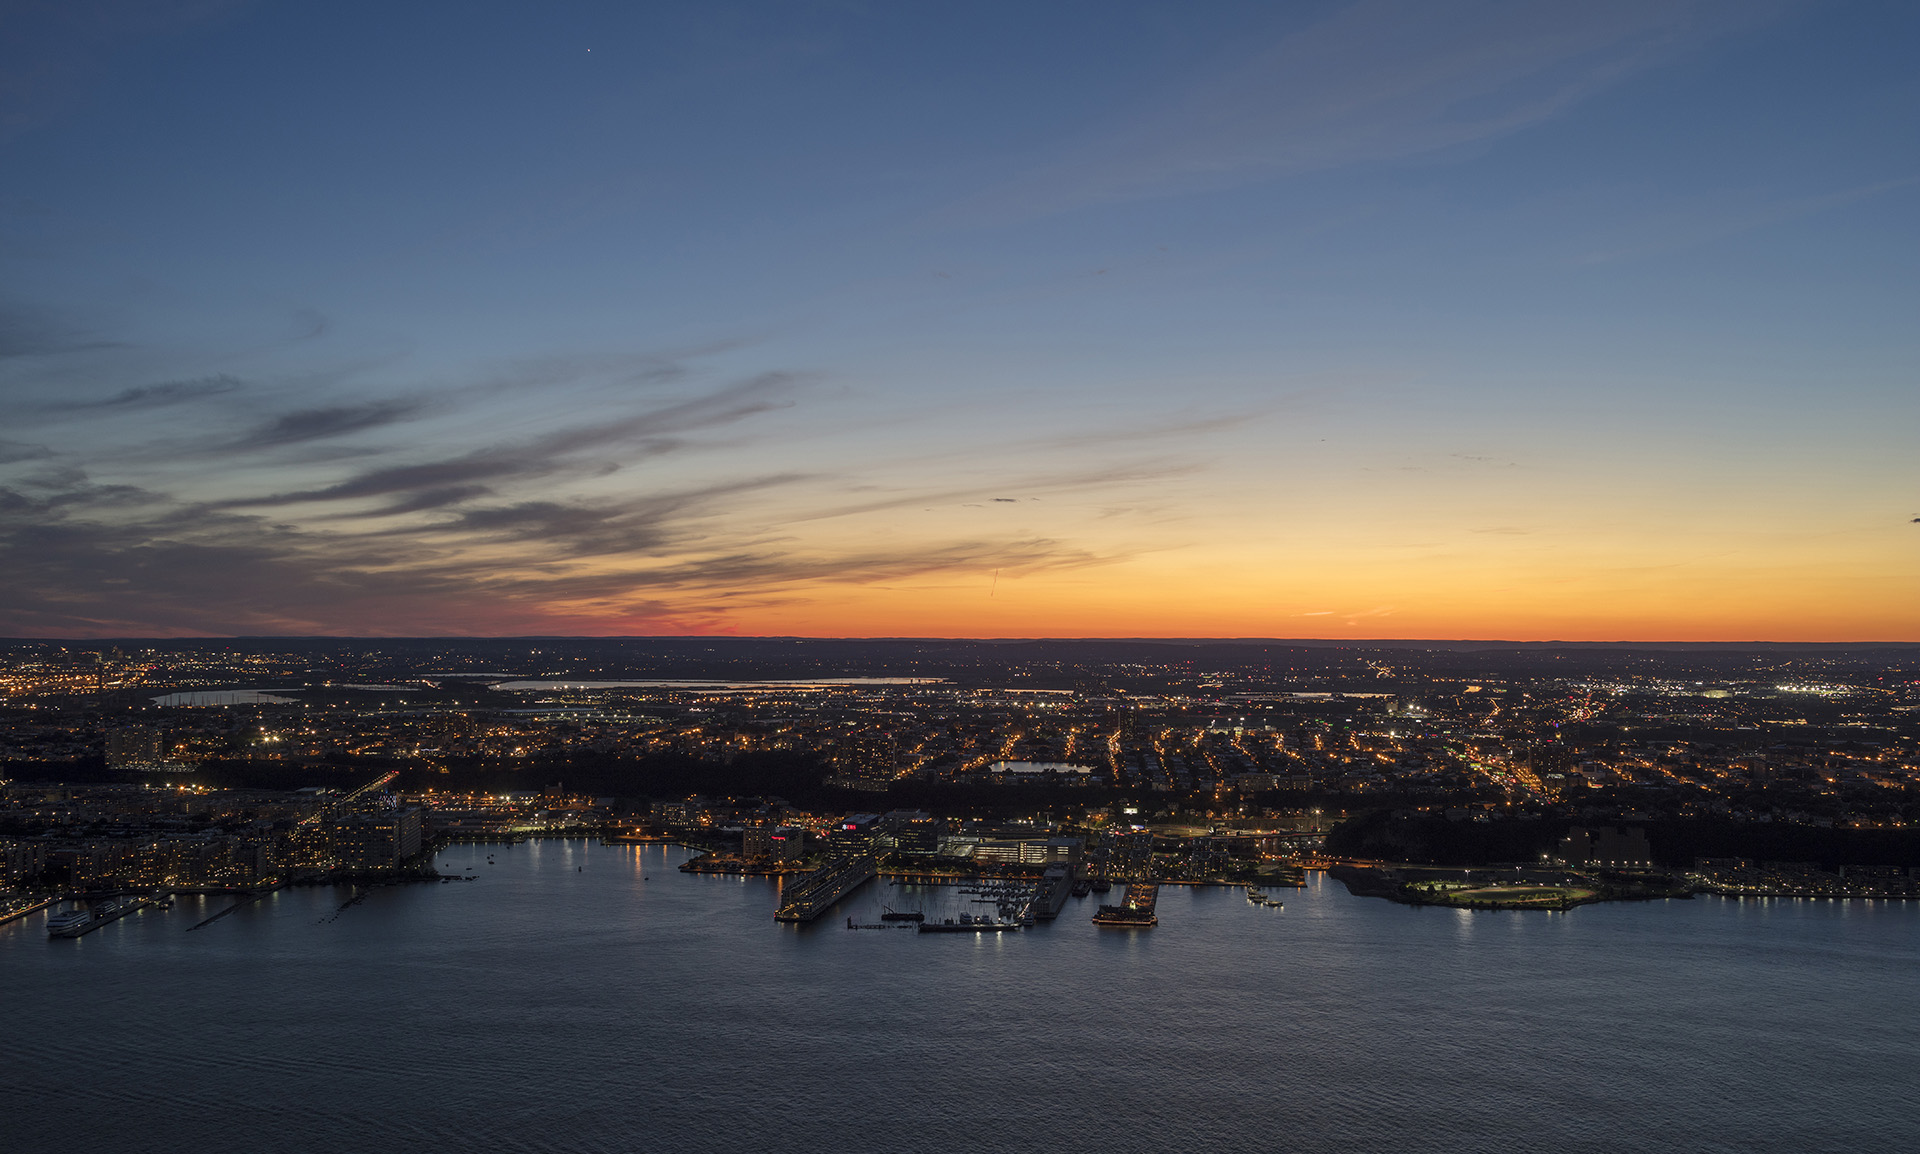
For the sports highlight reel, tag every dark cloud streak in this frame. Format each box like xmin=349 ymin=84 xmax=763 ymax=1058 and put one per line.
xmin=224 ymin=400 xmax=421 ymax=450
xmin=228 ymin=371 xmax=797 ymax=508
xmin=99 ymin=374 xmax=245 ymax=408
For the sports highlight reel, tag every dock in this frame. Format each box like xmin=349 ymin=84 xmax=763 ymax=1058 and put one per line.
xmin=1093 ymin=881 xmax=1159 ymax=927
xmin=1031 ymin=865 xmax=1075 ymax=921
xmin=918 ymin=915 xmax=1020 ymax=933
xmin=774 ymin=854 xmax=877 ymax=922
xmin=49 ymin=895 xmax=157 ymax=938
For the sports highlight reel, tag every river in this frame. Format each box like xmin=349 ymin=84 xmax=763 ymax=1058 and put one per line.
xmin=2 ymin=841 xmax=1914 ymax=1153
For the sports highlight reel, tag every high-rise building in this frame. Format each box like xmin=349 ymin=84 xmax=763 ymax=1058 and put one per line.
xmin=105 ymin=727 xmax=167 ymax=768
xmin=329 ymin=807 xmax=424 ymax=870
xmin=768 ymin=826 xmax=805 ymax=861
xmin=742 ymin=824 xmax=773 ymax=860
xmin=831 ymin=813 xmax=881 ymax=856
xmin=877 ymin=810 xmax=941 ymax=855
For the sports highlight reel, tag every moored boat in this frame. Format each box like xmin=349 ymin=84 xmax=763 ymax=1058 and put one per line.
xmin=47 ymin=909 xmax=95 ymax=938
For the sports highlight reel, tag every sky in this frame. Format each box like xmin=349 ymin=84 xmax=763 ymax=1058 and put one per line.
xmin=0 ymin=0 xmax=1915 ymax=640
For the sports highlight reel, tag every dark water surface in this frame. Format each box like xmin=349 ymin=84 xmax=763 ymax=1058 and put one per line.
xmin=4 ymin=841 xmax=1915 ymax=1153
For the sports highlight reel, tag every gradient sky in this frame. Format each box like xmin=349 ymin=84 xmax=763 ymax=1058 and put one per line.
xmin=1 ymin=0 xmax=1915 ymax=640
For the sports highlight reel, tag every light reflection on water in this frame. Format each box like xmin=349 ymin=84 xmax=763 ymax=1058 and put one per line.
xmin=3 ymin=841 xmax=1916 ymax=1153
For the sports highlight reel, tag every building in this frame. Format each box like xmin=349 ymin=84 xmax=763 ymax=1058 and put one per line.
xmin=742 ymin=824 xmax=774 ymax=860
xmin=830 ymin=813 xmax=882 ymax=856
xmin=829 ymin=733 xmax=897 ymax=788
xmin=986 ymin=761 xmax=1094 ymax=782
xmin=651 ymin=796 xmax=710 ymax=827
xmin=875 ymin=810 xmax=941 ymax=856
xmin=105 ymin=726 xmax=168 ymax=768
xmin=743 ymin=820 xmax=804 ymax=861
xmin=767 ymin=826 xmax=805 ymax=862
xmin=329 ymin=807 xmax=424 ymax=870
xmin=1 ymin=838 xmax=47 ymax=885
xmin=972 ymin=836 xmax=1083 ymax=867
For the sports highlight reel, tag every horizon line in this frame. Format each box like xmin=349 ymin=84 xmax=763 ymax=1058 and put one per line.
xmin=5 ymin=635 xmax=1920 ymax=649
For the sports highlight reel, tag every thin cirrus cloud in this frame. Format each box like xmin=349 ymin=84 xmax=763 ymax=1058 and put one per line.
xmin=97 ymin=374 xmax=246 ymax=409
xmin=0 ymin=300 xmax=123 ymax=361
xmin=952 ymin=0 xmax=1793 ymax=221
xmin=222 ymin=400 xmax=423 ymax=451
xmin=391 ymin=474 xmax=815 ymax=557
xmin=0 ymin=460 xmax=1121 ymax=637
xmin=225 ymin=371 xmax=800 ymax=511
xmin=0 ymin=340 xmax=1182 ymax=635
xmin=0 ymin=440 xmax=54 ymax=465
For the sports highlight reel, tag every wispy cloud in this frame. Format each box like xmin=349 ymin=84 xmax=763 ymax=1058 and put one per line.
xmin=953 ymin=0 xmax=1789 ymax=221
xmin=0 ymin=298 xmax=1249 ymax=633
xmin=784 ymin=459 xmax=1201 ymax=525
xmin=97 ymin=374 xmax=246 ymax=408
xmin=0 ymin=455 xmax=1124 ymax=635
xmin=223 ymin=400 xmax=421 ymax=450
xmin=0 ymin=440 xmax=53 ymax=465
xmin=0 ymin=300 xmax=123 ymax=361
xmin=228 ymin=372 xmax=798 ymax=509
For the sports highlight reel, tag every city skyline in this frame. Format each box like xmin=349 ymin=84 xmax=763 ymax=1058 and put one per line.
xmin=2 ymin=1 xmax=1916 ymax=640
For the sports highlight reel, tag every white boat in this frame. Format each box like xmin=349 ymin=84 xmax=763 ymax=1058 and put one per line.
xmin=47 ymin=909 xmax=96 ymax=938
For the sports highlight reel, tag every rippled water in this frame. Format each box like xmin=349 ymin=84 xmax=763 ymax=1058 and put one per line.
xmin=3 ymin=842 xmax=1915 ymax=1153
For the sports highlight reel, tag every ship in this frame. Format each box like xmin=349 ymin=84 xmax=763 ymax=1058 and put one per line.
xmin=47 ymin=898 xmax=144 ymax=939
xmin=46 ymin=909 xmax=96 ymax=938
xmin=1092 ymin=881 xmax=1158 ymax=927
xmin=880 ymin=905 xmax=924 ymax=923
xmin=1090 ymin=878 xmax=1111 ymax=894
xmin=918 ymin=912 xmax=1020 ymax=933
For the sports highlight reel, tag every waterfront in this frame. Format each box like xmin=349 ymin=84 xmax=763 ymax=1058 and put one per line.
xmin=3 ymin=842 xmax=1916 ymax=1153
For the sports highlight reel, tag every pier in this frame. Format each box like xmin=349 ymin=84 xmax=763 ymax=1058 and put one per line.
xmin=774 ymin=854 xmax=877 ymax=922
xmin=1093 ymin=881 xmax=1159 ymax=927
xmin=49 ymin=895 xmax=158 ymax=938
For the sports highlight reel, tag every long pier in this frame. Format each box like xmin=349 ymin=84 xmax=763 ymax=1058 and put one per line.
xmin=50 ymin=895 xmax=157 ymax=938
xmin=774 ymin=854 xmax=877 ymax=923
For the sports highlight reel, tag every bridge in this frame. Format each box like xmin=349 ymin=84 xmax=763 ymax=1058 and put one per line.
xmin=774 ymin=854 xmax=876 ymax=922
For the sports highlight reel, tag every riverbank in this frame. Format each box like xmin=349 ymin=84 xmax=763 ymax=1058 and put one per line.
xmin=1329 ymin=863 xmax=1688 ymax=911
